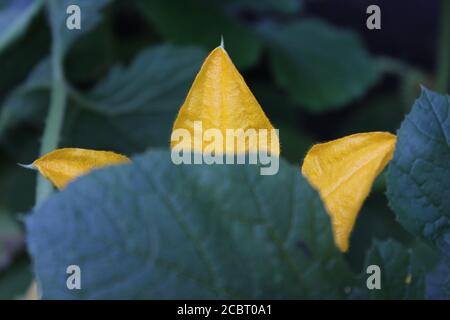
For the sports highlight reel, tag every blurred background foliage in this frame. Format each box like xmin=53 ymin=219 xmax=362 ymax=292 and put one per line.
xmin=0 ymin=0 xmax=447 ymax=298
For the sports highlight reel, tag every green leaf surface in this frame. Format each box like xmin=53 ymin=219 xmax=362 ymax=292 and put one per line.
xmin=0 ymin=6 xmax=49 ymax=99
xmin=386 ymin=88 xmax=450 ymax=259
xmin=0 ymin=0 xmax=43 ymax=53
xmin=351 ymin=240 xmax=425 ymax=299
xmin=259 ymin=19 xmax=381 ymax=112
xmin=426 ymin=260 xmax=450 ymax=299
xmin=26 ymin=150 xmax=351 ymax=299
xmin=138 ymin=0 xmax=262 ymax=69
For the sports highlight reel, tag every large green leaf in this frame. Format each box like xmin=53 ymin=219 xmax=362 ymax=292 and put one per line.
xmin=0 ymin=0 xmax=43 ymax=53
xmin=386 ymin=88 xmax=450 ymax=259
xmin=350 ymin=240 xmax=425 ymax=299
xmin=26 ymin=150 xmax=351 ymax=299
xmin=259 ymin=19 xmax=381 ymax=112
xmin=138 ymin=0 xmax=262 ymax=69
xmin=426 ymin=260 xmax=450 ymax=299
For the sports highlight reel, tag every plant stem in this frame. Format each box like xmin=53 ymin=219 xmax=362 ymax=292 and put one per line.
xmin=437 ymin=0 xmax=450 ymax=93
xmin=35 ymin=0 xmax=67 ymax=204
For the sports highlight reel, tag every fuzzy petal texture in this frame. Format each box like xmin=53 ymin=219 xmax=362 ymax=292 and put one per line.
xmin=302 ymin=132 xmax=397 ymax=252
xmin=32 ymin=148 xmax=130 ymax=190
xmin=171 ymin=46 xmax=279 ymax=155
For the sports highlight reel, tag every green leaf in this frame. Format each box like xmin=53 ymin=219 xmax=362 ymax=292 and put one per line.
xmin=426 ymin=260 xmax=450 ymax=299
xmin=386 ymin=88 xmax=450 ymax=259
xmin=259 ymin=19 xmax=381 ymax=112
xmin=138 ymin=0 xmax=262 ymax=69
xmin=0 ymin=4 xmax=49 ymax=99
xmin=351 ymin=240 xmax=425 ymax=299
xmin=0 ymin=0 xmax=43 ymax=53
xmin=26 ymin=150 xmax=351 ymax=299
xmin=46 ymin=0 xmax=112 ymax=55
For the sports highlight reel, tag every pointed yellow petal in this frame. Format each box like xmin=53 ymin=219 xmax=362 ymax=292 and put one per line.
xmin=32 ymin=148 xmax=130 ymax=189
xmin=301 ymin=132 xmax=397 ymax=252
xmin=171 ymin=46 xmax=279 ymax=155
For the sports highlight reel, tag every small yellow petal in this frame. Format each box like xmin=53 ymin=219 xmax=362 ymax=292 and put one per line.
xmin=171 ymin=46 xmax=279 ymax=155
xmin=32 ymin=148 xmax=130 ymax=189
xmin=301 ymin=132 xmax=396 ymax=252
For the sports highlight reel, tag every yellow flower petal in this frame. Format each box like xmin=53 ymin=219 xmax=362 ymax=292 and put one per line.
xmin=171 ymin=46 xmax=279 ymax=155
xmin=32 ymin=148 xmax=130 ymax=189
xmin=301 ymin=132 xmax=396 ymax=252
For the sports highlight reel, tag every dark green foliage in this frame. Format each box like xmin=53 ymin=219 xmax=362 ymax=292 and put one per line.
xmin=0 ymin=0 xmax=448 ymax=300
xmin=27 ymin=151 xmax=351 ymax=299
xmin=387 ymin=88 xmax=450 ymax=259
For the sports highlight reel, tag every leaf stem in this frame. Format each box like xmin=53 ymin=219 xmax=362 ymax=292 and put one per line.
xmin=35 ymin=0 xmax=67 ymax=204
xmin=437 ymin=0 xmax=450 ymax=93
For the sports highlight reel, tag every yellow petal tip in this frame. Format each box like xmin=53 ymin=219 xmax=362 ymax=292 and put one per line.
xmin=33 ymin=148 xmax=130 ymax=190
xmin=302 ymin=132 xmax=397 ymax=252
xmin=171 ymin=45 xmax=279 ymax=156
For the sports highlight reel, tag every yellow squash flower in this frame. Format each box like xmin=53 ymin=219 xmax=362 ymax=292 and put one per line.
xmin=26 ymin=44 xmax=396 ymax=256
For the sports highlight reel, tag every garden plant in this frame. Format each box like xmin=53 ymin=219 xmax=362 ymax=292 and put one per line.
xmin=0 ymin=0 xmax=448 ymax=300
